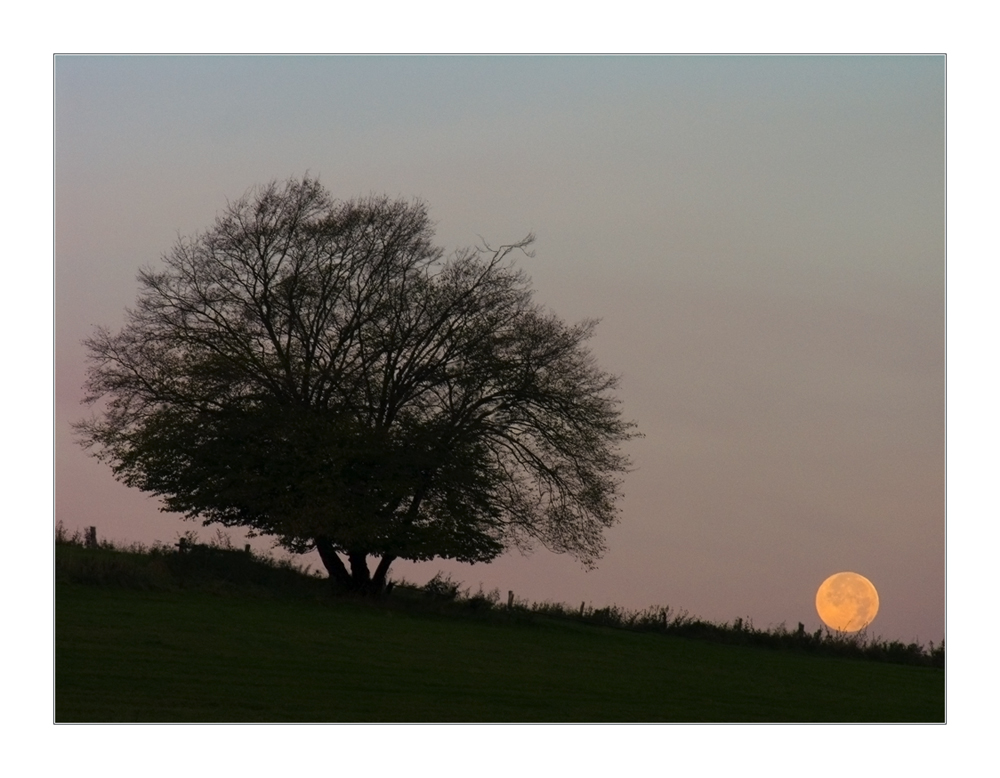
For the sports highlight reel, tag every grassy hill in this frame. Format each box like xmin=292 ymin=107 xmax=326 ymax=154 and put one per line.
xmin=55 ymin=542 xmax=944 ymax=722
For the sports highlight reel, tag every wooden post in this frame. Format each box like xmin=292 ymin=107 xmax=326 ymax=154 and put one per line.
xmin=580 ymin=601 xmax=586 ymax=617
xmin=85 ymin=526 xmax=97 ymax=548
xmin=245 ymin=544 xmax=251 ymax=554
xmin=507 ymin=590 xmax=514 ymax=609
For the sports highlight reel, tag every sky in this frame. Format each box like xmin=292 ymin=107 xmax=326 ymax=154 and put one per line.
xmin=55 ymin=55 xmax=944 ymax=645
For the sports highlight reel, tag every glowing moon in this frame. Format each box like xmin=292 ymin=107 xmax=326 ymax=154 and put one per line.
xmin=815 ymin=572 xmax=879 ymax=632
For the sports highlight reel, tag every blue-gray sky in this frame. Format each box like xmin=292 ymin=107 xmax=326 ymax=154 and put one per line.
xmin=55 ymin=55 xmax=944 ymax=643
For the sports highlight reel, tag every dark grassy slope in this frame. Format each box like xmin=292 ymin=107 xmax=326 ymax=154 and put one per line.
xmin=56 ymin=582 xmax=943 ymax=722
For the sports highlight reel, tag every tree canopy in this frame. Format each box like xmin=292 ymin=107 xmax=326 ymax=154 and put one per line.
xmin=77 ymin=177 xmax=638 ymax=591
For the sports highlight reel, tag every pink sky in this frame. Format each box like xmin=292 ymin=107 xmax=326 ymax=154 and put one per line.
xmin=55 ymin=56 xmax=944 ymax=644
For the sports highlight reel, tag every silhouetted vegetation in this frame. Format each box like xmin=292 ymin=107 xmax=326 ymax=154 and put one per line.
xmin=526 ymin=601 xmax=943 ymax=668
xmin=403 ymin=572 xmax=943 ymax=668
xmin=55 ymin=524 xmax=943 ymax=669
xmin=55 ymin=535 xmax=944 ymax=722
xmin=55 ymin=522 xmax=327 ymax=598
xmin=75 ymin=177 xmax=639 ymax=594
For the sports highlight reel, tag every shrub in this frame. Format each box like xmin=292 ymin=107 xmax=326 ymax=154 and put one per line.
xmin=422 ymin=572 xmax=463 ymax=601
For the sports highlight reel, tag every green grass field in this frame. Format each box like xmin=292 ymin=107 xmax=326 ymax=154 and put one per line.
xmin=55 ymin=545 xmax=943 ymax=722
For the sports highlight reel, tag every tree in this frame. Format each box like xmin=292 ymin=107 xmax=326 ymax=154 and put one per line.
xmin=76 ymin=177 xmax=639 ymax=592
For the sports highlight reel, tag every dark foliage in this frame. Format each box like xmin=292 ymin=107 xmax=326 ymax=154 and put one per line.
xmin=55 ymin=523 xmax=326 ymax=596
xmin=522 ymin=602 xmax=944 ymax=669
xmin=75 ymin=178 xmax=638 ymax=591
xmin=56 ymin=533 xmax=943 ymax=669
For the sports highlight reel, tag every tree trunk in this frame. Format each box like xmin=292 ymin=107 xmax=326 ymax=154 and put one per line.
xmin=372 ymin=554 xmax=396 ymax=592
xmin=313 ymin=540 xmax=395 ymax=595
xmin=347 ymin=550 xmax=371 ymax=589
xmin=314 ymin=536 xmax=352 ymax=588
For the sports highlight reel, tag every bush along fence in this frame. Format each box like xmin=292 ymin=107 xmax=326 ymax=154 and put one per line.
xmin=56 ymin=524 xmax=943 ymax=669
xmin=413 ymin=573 xmax=943 ymax=669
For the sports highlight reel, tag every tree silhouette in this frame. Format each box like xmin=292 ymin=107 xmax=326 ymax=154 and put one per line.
xmin=76 ymin=177 xmax=638 ymax=592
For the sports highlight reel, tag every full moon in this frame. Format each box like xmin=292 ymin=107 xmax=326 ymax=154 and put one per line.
xmin=815 ymin=572 xmax=879 ymax=632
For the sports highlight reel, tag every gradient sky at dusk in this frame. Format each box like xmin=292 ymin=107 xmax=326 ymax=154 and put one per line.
xmin=55 ymin=56 xmax=944 ymax=644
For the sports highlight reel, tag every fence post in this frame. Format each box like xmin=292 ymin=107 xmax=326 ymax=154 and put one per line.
xmin=580 ymin=601 xmax=586 ymax=617
xmin=85 ymin=526 xmax=97 ymax=548
xmin=507 ymin=590 xmax=514 ymax=609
